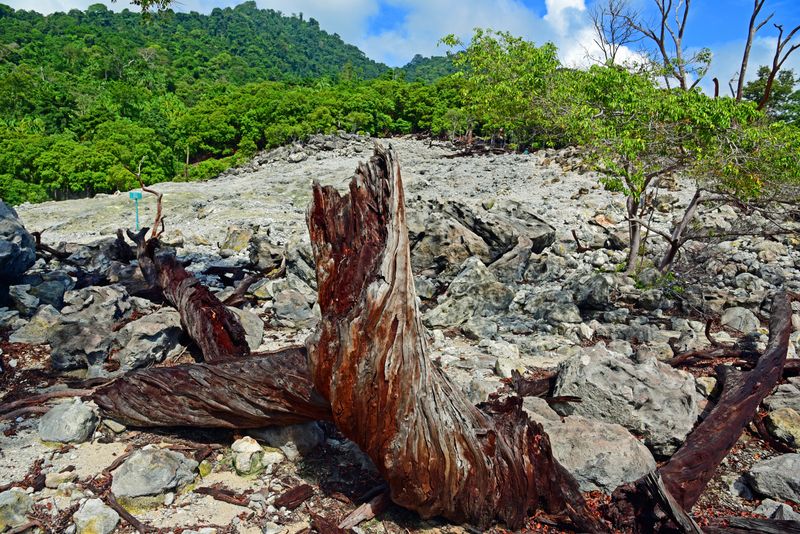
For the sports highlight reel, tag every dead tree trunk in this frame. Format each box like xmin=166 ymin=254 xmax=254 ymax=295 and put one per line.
xmin=305 ymin=145 xmax=600 ymax=531
xmin=93 ymin=347 xmax=331 ymax=428
xmin=610 ymin=291 xmax=792 ymax=532
xmin=127 ymin=228 xmax=250 ymax=362
xmin=659 ymin=292 xmax=791 ymax=509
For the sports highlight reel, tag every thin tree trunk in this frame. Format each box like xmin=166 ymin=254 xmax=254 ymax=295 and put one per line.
xmin=306 ymin=145 xmax=601 ymax=531
xmin=658 ymin=188 xmax=702 ymax=272
xmin=625 ymin=197 xmax=642 ymax=274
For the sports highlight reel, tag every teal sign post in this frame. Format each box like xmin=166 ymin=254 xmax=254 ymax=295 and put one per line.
xmin=129 ymin=191 xmax=143 ymax=230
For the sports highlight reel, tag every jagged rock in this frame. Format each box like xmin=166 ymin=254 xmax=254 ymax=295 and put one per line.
xmin=228 ymin=307 xmax=264 ymax=351
xmin=523 ymin=289 xmax=581 ymax=325
xmin=542 ymin=415 xmax=657 ymax=493
xmin=524 ymin=253 xmax=567 ymax=283
xmin=754 ymin=498 xmax=800 ymax=520
xmin=22 ymin=271 xmax=73 ymax=309
xmin=461 ymin=316 xmax=498 ymax=340
xmin=61 ymin=286 xmax=132 ymax=325
xmin=8 ymin=284 xmax=39 ymax=316
xmin=248 ymin=233 xmax=285 ymax=273
xmin=288 ymin=151 xmax=308 ymax=163
xmin=0 ymin=488 xmax=33 ymax=530
xmin=231 ymin=436 xmax=266 ymax=475
xmin=764 ymin=377 xmax=800 ymax=413
xmin=721 ymin=306 xmax=761 ymax=333
xmin=745 ymin=454 xmax=800 ymax=503
xmin=48 ymin=285 xmax=133 ymax=370
xmin=38 ymin=399 xmax=98 ymax=443
xmin=220 ymin=225 xmax=255 ymax=253
xmin=249 ymin=422 xmax=324 ymax=461
xmin=49 ymin=321 xmax=114 ymax=370
xmin=8 ymin=305 xmax=61 ymax=344
xmin=635 ymin=341 xmax=674 ymax=362
xmin=552 ymin=344 xmax=700 ymax=456
xmin=765 ymin=408 xmax=800 ymax=450
xmin=111 ymin=447 xmax=197 ymax=497
xmin=273 ymin=289 xmax=316 ymax=327
xmin=571 ymin=274 xmax=613 ymax=310
xmin=0 ymin=201 xmax=36 ymax=283
xmin=73 ymin=498 xmax=119 ymax=534
xmin=424 ymin=257 xmax=514 ymax=327
xmin=113 ymin=308 xmax=184 ymax=371
xmin=409 ymin=212 xmax=491 ymax=279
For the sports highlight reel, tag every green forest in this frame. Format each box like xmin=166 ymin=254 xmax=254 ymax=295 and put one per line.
xmin=1 ymin=2 xmax=798 ymax=207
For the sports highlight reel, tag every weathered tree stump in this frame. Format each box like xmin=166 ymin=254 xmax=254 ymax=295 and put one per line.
xmin=91 ymin=145 xmax=795 ymax=533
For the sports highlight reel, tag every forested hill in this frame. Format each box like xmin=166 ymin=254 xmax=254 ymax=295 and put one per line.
xmin=0 ymin=1 xmax=387 ymax=84
xmin=0 ymin=2 xmax=468 ymax=205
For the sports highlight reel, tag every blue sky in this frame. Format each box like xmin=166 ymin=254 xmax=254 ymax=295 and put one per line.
xmin=5 ymin=0 xmax=800 ymax=93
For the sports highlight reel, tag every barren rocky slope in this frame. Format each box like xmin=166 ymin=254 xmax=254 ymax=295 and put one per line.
xmin=1 ymin=135 xmax=799 ymax=533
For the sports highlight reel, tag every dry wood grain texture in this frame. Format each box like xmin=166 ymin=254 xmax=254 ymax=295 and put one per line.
xmin=93 ymin=347 xmax=331 ymax=428
xmin=306 ymin=144 xmax=600 ymax=531
xmin=127 ymin=227 xmax=249 ymax=362
xmin=659 ymin=291 xmax=791 ymax=510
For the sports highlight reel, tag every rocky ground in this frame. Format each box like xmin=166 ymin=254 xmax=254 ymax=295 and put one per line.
xmin=1 ymin=134 xmax=799 ymax=533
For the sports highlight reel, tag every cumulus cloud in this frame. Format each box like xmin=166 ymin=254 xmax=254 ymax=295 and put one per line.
xmin=5 ymin=0 xmax=798 ymax=92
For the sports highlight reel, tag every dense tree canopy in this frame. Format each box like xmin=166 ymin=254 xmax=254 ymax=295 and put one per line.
xmin=0 ymin=3 xmax=462 ymax=204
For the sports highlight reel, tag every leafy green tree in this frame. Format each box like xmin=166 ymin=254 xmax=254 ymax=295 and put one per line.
xmin=743 ymin=66 xmax=800 ymax=123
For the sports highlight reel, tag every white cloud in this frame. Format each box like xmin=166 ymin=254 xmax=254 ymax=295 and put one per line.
xmin=5 ymin=0 xmax=798 ymax=86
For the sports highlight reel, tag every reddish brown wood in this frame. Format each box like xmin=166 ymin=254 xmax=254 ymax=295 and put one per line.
xmin=128 ymin=228 xmax=249 ymax=362
xmin=93 ymin=348 xmax=331 ymax=428
xmin=338 ymin=491 xmax=390 ymax=529
xmin=659 ymin=292 xmax=791 ymax=511
xmin=274 ymin=484 xmax=315 ymax=510
xmin=306 ymin=145 xmax=601 ymax=531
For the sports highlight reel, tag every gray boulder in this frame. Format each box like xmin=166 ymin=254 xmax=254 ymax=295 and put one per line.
xmin=274 ymin=289 xmax=317 ymax=327
xmin=570 ymin=274 xmax=612 ymax=310
xmin=249 ymin=422 xmax=324 ymax=461
xmin=0 ymin=488 xmax=33 ymax=530
xmin=721 ymin=306 xmax=761 ymax=333
xmin=409 ymin=212 xmax=492 ymax=279
xmin=228 ymin=307 xmax=264 ymax=351
xmin=552 ymin=345 xmax=700 ymax=456
xmin=49 ymin=321 xmax=115 ymax=370
xmin=764 ymin=377 xmax=800 ymax=413
xmin=8 ymin=284 xmax=39 ymax=316
xmin=424 ymin=257 xmax=514 ymax=328
xmin=755 ymin=498 xmax=800 ymax=520
xmin=114 ymin=308 xmax=184 ymax=371
xmin=111 ymin=447 xmax=197 ymax=497
xmin=73 ymin=498 xmax=119 ymax=534
xmin=38 ymin=399 xmax=98 ymax=443
xmin=541 ymin=415 xmax=657 ymax=493
xmin=22 ymin=271 xmax=73 ymax=309
xmin=48 ymin=285 xmax=132 ymax=370
xmin=745 ymin=454 xmax=800 ymax=503
xmin=61 ymin=285 xmax=132 ymax=325
xmin=248 ymin=233 xmax=285 ymax=273
xmin=0 ymin=201 xmax=36 ymax=283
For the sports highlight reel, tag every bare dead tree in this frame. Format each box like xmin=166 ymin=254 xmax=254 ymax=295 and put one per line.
xmin=589 ymin=0 xmax=642 ymax=64
xmin=758 ymin=22 xmax=800 ymax=110
xmin=735 ymin=0 xmax=773 ymax=101
xmin=626 ymin=0 xmax=711 ymax=90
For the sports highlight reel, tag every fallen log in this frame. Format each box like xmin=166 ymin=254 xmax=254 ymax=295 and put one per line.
xmin=659 ymin=292 xmax=791 ymax=510
xmin=610 ymin=291 xmax=792 ymax=532
xmin=127 ymin=227 xmax=250 ymax=362
xmin=93 ymin=347 xmax=330 ymax=428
